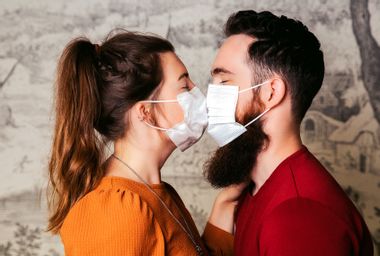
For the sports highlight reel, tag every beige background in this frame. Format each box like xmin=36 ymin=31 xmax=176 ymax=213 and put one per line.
xmin=0 ymin=0 xmax=379 ymax=255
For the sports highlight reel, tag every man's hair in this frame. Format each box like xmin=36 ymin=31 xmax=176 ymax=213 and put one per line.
xmin=225 ymin=10 xmax=325 ymax=123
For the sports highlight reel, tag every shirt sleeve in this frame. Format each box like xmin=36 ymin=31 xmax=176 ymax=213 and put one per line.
xmin=202 ymin=222 xmax=234 ymax=256
xmin=258 ymin=198 xmax=354 ymax=256
xmin=119 ymin=190 xmax=166 ymax=255
xmin=60 ymin=188 xmax=166 ymax=256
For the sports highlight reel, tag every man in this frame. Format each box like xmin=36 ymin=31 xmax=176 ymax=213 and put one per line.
xmin=203 ymin=10 xmax=373 ymax=255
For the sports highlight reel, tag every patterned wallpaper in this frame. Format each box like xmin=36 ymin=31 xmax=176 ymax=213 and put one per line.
xmin=0 ymin=0 xmax=379 ymax=255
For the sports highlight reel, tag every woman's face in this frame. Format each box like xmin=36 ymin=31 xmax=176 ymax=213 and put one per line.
xmin=150 ymin=52 xmax=195 ymax=129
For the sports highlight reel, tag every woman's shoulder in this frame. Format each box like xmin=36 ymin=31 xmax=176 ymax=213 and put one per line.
xmin=60 ymin=176 xmax=162 ymax=235
xmin=59 ymin=176 xmax=166 ymax=252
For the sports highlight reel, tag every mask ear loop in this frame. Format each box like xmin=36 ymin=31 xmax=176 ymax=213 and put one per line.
xmin=243 ymin=108 xmax=270 ymax=128
xmin=139 ymin=99 xmax=178 ymax=131
xmin=238 ymin=81 xmax=270 ymax=93
xmin=237 ymin=80 xmax=271 ymax=127
xmin=143 ymin=120 xmax=169 ymax=131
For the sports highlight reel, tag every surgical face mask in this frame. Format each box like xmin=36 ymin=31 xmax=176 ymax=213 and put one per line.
xmin=142 ymin=87 xmax=208 ymax=151
xmin=206 ymin=81 xmax=270 ymax=147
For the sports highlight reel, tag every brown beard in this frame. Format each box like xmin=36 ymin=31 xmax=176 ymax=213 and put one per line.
xmin=203 ymin=99 xmax=269 ymax=188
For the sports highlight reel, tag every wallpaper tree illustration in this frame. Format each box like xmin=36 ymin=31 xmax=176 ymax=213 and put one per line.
xmin=0 ymin=59 xmax=19 ymax=90
xmin=351 ymin=0 xmax=380 ymax=252
xmin=350 ymin=0 xmax=380 ymax=123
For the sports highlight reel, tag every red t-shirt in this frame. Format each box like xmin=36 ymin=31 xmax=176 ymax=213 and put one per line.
xmin=235 ymin=146 xmax=373 ymax=256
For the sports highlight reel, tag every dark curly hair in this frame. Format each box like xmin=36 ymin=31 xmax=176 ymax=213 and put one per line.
xmin=225 ymin=10 xmax=324 ymax=123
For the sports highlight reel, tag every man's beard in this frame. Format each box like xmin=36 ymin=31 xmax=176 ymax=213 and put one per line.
xmin=203 ymin=104 xmax=269 ymax=188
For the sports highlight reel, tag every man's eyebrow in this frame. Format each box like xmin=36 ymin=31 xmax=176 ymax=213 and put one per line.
xmin=210 ymin=67 xmax=234 ymax=77
xmin=178 ymin=72 xmax=189 ymax=81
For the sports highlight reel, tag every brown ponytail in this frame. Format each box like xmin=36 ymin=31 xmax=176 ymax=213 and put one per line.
xmin=47 ymin=31 xmax=174 ymax=233
xmin=47 ymin=38 xmax=105 ymax=233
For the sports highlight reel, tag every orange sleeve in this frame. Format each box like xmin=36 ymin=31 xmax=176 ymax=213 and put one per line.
xmin=121 ymin=199 xmax=166 ymax=256
xmin=202 ymin=222 xmax=234 ymax=256
xmin=60 ymin=189 xmax=166 ymax=256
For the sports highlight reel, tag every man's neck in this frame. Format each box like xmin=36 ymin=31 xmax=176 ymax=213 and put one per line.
xmin=250 ymin=132 xmax=303 ymax=195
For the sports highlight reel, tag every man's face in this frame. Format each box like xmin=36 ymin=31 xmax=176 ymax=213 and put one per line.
xmin=204 ymin=34 xmax=269 ymax=188
xmin=211 ymin=34 xmax=258 ymax=121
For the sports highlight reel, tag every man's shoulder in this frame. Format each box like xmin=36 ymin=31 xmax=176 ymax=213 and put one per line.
xmin=286 ymin=147 xmax=353 ymax=208
xmin=263 ymin=197 xmax=348 ymax=226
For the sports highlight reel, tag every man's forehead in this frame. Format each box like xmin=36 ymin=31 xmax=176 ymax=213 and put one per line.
xmin=212 ymin=34 xmax=255 ymax=74
xmin=223 ymin=34 xmax=255 ymax=48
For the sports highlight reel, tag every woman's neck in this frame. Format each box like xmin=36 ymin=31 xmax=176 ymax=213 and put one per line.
xmin=105 ymin=137 xmax=174 ymax=185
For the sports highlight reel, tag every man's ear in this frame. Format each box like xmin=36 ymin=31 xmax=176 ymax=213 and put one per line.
xmin=262 ymin=78 xmax=286 ymax=109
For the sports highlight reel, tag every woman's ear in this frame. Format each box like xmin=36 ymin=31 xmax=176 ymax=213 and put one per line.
xmin=134 ymin=102 xmax=151 ymax=122
xmin=262 ymin=78 xmax=286 ymax=109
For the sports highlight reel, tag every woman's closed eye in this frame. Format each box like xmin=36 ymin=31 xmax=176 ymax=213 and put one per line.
xmin=181 ymin=83 xmax=191 ymax=90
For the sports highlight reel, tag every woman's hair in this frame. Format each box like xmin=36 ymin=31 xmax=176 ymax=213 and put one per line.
xmin=47 ymin=30 xmax=174 ymax=233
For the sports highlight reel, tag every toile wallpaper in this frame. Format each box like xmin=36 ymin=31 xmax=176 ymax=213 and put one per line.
xmin=0 ymin=0 xmax=379 ymax=255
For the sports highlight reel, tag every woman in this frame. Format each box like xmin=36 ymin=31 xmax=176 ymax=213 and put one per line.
xmin=47 ymin=30 xmax=237 ymax=255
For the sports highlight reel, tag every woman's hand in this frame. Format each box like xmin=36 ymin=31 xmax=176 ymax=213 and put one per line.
xmin=207 ymin=182 xmax=248 ymax=234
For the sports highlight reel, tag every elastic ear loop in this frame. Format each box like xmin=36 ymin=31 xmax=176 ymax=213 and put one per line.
xmin=140 ymin=99 xmax=178 ymax=131
xmin=243 ymin=108 xmax=270 ymax=128
xmin=237 ymin=80 xmax=271 ymax=128
xmin=238 ymin=81 xmax=270 ymax=93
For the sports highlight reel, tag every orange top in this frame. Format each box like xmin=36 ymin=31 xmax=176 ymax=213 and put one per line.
xmin=60 ymin=176 xmax=233 ymax=256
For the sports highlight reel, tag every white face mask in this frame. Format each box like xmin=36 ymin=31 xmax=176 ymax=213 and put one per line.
xmin=206 ymin=81 xmax=270 ymax=147
xmin=142 ymin=87 xmax=208 ymax=151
